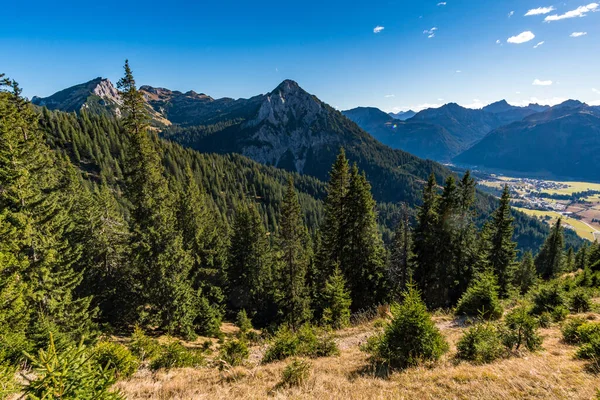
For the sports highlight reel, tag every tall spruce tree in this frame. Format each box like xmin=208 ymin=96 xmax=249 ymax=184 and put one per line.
xmin=0 ymin=76 xmax=94 ymax=349
xmin=341 ymin=165 xmax=388 ymax=310
xmin=276 ymin=178 xmax=311 ymax=329
xmin=513 ymin=251 xmax=537 ymax=295
xmin=413 ymin=173 xmax=440 ymax=306
xmin=227 ymin=203 xmax=274 ymax=323
xmin=535 ymin=218 xmax=565 ymax=279
xmin=118 ymin=61 xmax=197 ymax=338
xmin=575 ymin=243 xmax=589 ymax=271
xmin=315 ymin=149 xmax=350 ymax=283
xmin=176 ymin=166 xmax=227 ymax=318
xmin=485 ymin=185 xmax=517 ymax=296
xmin=388 ymin=205 xmax=414 ymax=300
xmin=321 ymin=266 xmax=351 ymax=329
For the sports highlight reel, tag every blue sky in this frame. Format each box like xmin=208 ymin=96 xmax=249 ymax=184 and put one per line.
xmin=2 ymin=0 xmax=599 ymax=112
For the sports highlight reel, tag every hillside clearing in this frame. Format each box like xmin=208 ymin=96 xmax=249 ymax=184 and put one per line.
xmin=116 ymin=314 xmax=600 ymax=400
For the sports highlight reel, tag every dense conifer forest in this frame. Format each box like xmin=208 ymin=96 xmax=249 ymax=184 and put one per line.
xmin=1 ymin=64 xmax=599 ymax=398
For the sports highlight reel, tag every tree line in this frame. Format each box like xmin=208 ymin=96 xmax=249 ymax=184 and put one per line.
xmin=1 ymin=62 xmax=598 ymax=374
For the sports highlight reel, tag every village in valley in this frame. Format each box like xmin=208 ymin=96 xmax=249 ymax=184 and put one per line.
xmin=477 ymin=175 xmax=600 ymax=242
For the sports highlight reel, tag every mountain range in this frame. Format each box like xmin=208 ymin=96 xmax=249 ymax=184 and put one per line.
xmin=30 ymin=76 xmax=586 ymax=249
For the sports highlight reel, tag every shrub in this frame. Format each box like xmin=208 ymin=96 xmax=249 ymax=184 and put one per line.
xmin=366 ymin=284 xmax=448 ymax=369
xmin=537 ymin=312 xmax=552 ymax=328
xmin=531 ymin=283 xmax=567 ymax=317
xmin=575 ymin=333 xmax=600 ymax=364
xmin=219 ymin=339 xmax=249 ymax=367
xmin=262 ymin=325 xmax=339 ymax=363
xmin=551 ymin=305 xmax=570 ymax=322
xmin=93 ymin=341 xmax=139 ymax=379
xmin=577 ymin=322 xmax=600 ymax=344
xmin=128 ymin=326 xmax=160 ymax=362
xmin=562 ymin=317 xmax=587 ymax=344
xmin=0 ymin=362 xmax=18 ymax=398
xmin=235 ymin=310 xmax=253 ymax=335
xmin=456 ymin=323 xmax=505 ymax=364
xmin=455 ymin=272 xmax=503 ymax=320
xmin=569 ymin=289 xmax=592 ymax=313
xmin=502 ymin=305 xmax=542 ymax=352
xmin=150 ymin=340 xmax=204 ymax=370
xmin=279 ymin=358 xmax=311 ymax=388
xmin=23 ymin=334 xmax=123 ymax=400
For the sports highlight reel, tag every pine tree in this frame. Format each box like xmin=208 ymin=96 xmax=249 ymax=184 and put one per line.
xmin=575 ymin=242 xmax=589 ymax=271
xmin=176 ymin=166 xmax=226 ymax=320
xmin=341 ymin=165 xmax=388 ymax=310
xmin=321 ymin=266 xmax=351 ymax=329
xmin=535 ymin=218 xmax=565 ymax=279
xmin=413 ymin=173 xmax=440 ymax=305
xmin=227 ymin=203 xmax=274 ymax=323
xmin=70 ymin=182 xmax=130 ymax=325
xmin=276 ymin=178 xmax=311 ymax=329
xmin=118 ymin=61 xmax=197 ymax=338
xmin=0 ymin=76 xmax=94 ymax=347
xmin=565 ymin=247 xmax=575 ymax=272
xmin=485 ymin=185 xmax=517 ymax=296
xmin=315 ymin=149 xmax=349 ymax=284
xmin=388 ymin=205 xmax=413 ymax=300
xmin=513 ymin=251 xmax=537 ymax=295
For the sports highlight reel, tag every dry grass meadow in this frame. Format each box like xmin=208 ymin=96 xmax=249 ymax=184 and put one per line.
xmin=115 ymin=311 xmax=600 ymax=400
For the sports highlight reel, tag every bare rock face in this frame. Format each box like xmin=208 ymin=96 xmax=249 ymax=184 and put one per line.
xmin=92 ymin=79 xmax=122 ymax=105
xmin=242 ymin=80 xmax=339 ymax=173
xmin=32 ymin=77 xmax=122 ymax=114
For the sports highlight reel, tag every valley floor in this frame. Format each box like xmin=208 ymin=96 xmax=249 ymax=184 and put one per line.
xmin=116 ymin=313 xmax=600 ymax=400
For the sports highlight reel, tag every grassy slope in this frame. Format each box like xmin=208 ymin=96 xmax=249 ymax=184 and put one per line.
xmin=116 ymin=311 xmax=600 ymax=400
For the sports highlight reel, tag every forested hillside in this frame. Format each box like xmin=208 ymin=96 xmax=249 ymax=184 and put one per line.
xmin=0 ymin=64 xmax=596 ymax=399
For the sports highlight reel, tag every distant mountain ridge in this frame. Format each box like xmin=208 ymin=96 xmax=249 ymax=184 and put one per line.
xmin=389 ymin=110 xmax=416 ymax=120
xmin=342 ymin=107 xmax=461 ymax=161
xmin=454 ymin=104 xmax=600 ymax=181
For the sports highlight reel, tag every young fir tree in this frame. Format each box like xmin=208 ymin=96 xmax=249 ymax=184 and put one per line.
xmin=0 ymin=76 xmax=94 ymax=347
xmin=341 ymin=165 xmax=388 ymax=310
xmin=484 ymin=185 xmax=517 ymax=296
xmin=321 ymin=266 xmax=352 ymax=329
xmin=388 ymin=205 xmax=414 ymax=300
xmin=227 ymin=203 xmax=274 ymax=323
xmin=413 ymin=173 xmax=440 ymax=306
xmin=276 ymin=178 xmax=311 ymax=330
xmin=513 ymin=251 xmax=537 ymax=295
xmin=118 ymin=61 xmax=197 ymax=338
xmin=535 ymin=218 xmax=565 ymax=279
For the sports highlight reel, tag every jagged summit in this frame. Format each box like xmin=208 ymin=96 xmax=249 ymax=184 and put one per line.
xmin=32 ymin=77 xmax=121 ymax=113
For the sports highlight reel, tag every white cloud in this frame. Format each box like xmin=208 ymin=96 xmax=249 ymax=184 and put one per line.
xmin=533 ymin=41 xmax=545 ymax=48
xmin=437 ymin=2 xmax=447 ymax=5
xmin=496 ymin=39 xmax=501 ymax=44
xmin=592 ymin=88 xmax=600 ymax=94
xmin=373 ymin=26 xmax=385 ymax=33
xmin=423 ymin=27 xmax=437 ymax=38
xmin=463 ymin=99 xmax=485 ymax=109
xmin=533 ymin=79 xmax=553 ymax=86
xmin=525 ymin=6 xmax=556 ymax=16
xmin=507 ymin=31 xmax=535 ymax=44
xmin=456 ymin=70 xmax=462 ymax=73
xmin=545 ymin=3 xmax=599 ymax=21
xmin=438 ymin=98 xmax=444 ymax=101
xmin=384 ymin=94 xmax=395 ymax=98
xmin=511 ymin=97 xmax=568 ymax=107
xmin=570 ymin=31 xmax=588 ymax=37
xmin=508 ymin=11 xmax=515 ymax=17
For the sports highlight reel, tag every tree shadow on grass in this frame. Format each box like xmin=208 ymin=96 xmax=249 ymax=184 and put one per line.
xmin=348 ymin=361 xmax=392 ymax=381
